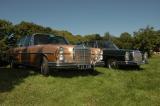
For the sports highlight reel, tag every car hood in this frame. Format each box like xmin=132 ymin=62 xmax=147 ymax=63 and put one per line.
xmin=34 ymin=44 xmax=75 ymax=54
xmin=103 ymin=48 xmax=140 ymax=55
xmin=91 ymin=48 xmax=101 ymax=54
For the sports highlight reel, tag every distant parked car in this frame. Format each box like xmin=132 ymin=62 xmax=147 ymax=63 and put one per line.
xmin=7 ymin=33 xmax=102 ymax=75
xmin=81 ymin=41 xmax=148 ymax=69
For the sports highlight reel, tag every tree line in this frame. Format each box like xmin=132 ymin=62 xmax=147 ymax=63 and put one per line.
xmin=0 ymin=19 xmax=160 ymax=63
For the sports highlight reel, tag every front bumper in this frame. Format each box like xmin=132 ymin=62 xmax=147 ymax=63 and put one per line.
xmin=117 ymin=60 xmax=145 ymax=66
xmin=48 ymin=62 xmax=94 ymax=70
xmin=95 ymin=61 xmax=105 ymax=66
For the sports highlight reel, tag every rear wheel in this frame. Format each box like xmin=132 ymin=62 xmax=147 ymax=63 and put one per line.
xmin=106 ymin=59 xmax=118 ymax=69
xmin=41 ymin=57 xmax=49 ymax=76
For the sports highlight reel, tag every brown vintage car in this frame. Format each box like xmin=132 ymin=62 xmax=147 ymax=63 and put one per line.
xmin=7 ymin=33 xmax=102 ymax=75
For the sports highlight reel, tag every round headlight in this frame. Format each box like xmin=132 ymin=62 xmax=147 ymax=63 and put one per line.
xmin=125 ymin=52 xmax=130 ymax=61
xmin=99 ymin=50 xmax=103 ymax=60
xmin=59 ymin=47 xmax=64 ymax=61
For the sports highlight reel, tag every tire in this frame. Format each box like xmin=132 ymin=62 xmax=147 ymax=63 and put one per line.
xmin=89 ymin=65 xmax=95 ymax=73
xmin=41 ymin=57 xmax=49 ymax=76
xmin=135 ymin=65 xmax=140 ymax=70
xmin=106 ymin=59 xmax=118 ymax=69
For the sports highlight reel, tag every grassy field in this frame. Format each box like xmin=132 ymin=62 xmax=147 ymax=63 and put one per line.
xmin=0 ymin=55 xmax=160 ymax=106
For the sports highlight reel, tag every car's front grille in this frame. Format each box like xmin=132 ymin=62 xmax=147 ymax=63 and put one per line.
xmin=74 ymin=45 xmax=91 ymax=65
xmin=132 ymin=51 xmax=142 ymax=63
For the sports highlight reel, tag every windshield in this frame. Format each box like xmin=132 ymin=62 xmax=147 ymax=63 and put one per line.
xmin=82 ymin=41 xmax=119 ymax=50
xmin=34 ymin=34 xmax=69 ymax=45
xmin=103 ymin=41 xmax=119 ymax=50
xmin=85 ymin=42 xmax=99 ymax=48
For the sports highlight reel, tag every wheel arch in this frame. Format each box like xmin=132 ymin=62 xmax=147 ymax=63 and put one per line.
xmin=39 ymin=53 xmax=49 ymax=65
xmin=104 ymin=55 xmax=117 ymax=62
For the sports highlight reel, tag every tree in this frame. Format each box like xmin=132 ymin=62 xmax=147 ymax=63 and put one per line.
xmin=1 ymin=19 xmax=160 ymax=63
xmin=0 ymin=19 xmax=14 ymax=65
xmin=103 ymin=32 xmax=111 ymax=41
xmin=119 ymin=32 xmax=133 ymax=49
xmin=84 ymin=34 xmax=102 ymax=41
xmin=133 ymin=26 xmax=158 ymax=56
xmin=153 ymin=30 xmax=160 ymax=52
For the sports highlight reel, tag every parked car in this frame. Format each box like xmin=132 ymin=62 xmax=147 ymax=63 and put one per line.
xmin=7 ymin=33 xmax=102 ymax=75
xmin=81 ymin=41 xmax=148 ymax=69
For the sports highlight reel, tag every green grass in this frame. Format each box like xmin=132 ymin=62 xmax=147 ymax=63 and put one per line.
xmin=0 ymin=55 xmax=160 ymax=106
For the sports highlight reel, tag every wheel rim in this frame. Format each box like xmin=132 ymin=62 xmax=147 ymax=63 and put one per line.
xmin=108 ymin=59 xmax=117 ymax=69
xmin=41 ymin=61 xmax=46 ymax=73
xmin=41 ymin=58 xmax=49 ymax=75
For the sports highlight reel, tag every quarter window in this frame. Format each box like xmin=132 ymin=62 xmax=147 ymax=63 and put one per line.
xmin=16 ymin=36 xmax=31 ymax=47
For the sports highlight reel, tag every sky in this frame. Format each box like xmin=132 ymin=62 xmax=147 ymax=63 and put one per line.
xmin=0 ymin=0 xmax=160 ymax=36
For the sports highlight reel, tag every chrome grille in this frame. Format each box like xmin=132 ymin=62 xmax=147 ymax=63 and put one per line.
xmin=74 ymin=45 xmax=91 ymax=64
xmin=132 ymin=51 xmax=142 ymax=63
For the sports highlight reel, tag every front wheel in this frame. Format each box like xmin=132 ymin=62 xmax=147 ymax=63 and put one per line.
xmin=41 ymin=57 xmax=49 ymax=76
xmin=106 ymin=59 xmax=118 ymax=69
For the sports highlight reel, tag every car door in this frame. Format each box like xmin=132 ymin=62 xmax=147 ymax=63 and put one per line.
xmin=27 ymin=35 xmax=42 ymax=66
xmin=19 ymin=36 xmax=29 ymax=65
xmin=22 ymin=35 xmax=32 ymax=65
xmin=14 ymin=36 xmax=26 ymax=64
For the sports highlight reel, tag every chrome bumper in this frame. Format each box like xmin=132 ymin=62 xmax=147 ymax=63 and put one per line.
xmin=48 ymin=62 xmax=93 ymax=70
xmin=95 ymin=61 xmax=105 ymax=66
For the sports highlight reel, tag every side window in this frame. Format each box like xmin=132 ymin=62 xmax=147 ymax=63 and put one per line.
xmin=33 ymin=35 xmax=38 ymax=45
xmin=33 ymin=34 xmax=50 ymax=45
xmin=24 ymin=36 xmax=31 ymax=47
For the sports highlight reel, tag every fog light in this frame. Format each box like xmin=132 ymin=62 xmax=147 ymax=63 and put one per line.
xmin=59 ymin=54 xmax=64 ymax=61
xmin=99 ymin=50 xmax=103 ymax=60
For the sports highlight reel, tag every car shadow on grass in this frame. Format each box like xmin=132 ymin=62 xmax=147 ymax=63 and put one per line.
xmin=118 ymin=65 xmax=144 ymax=71
xmin=0 ymin=67 xmax=38 ymax=93
xmin=0 ymin=67 xmax=102 ymax=92
xmin=49 ymin=69 xmax=103 ymax=78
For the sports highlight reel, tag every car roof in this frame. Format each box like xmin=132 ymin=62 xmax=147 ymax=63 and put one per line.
xmin=32 ymin=33 xmax=55 ymax=36
xmin=32 ymin=33 xmax=66 ymax=38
